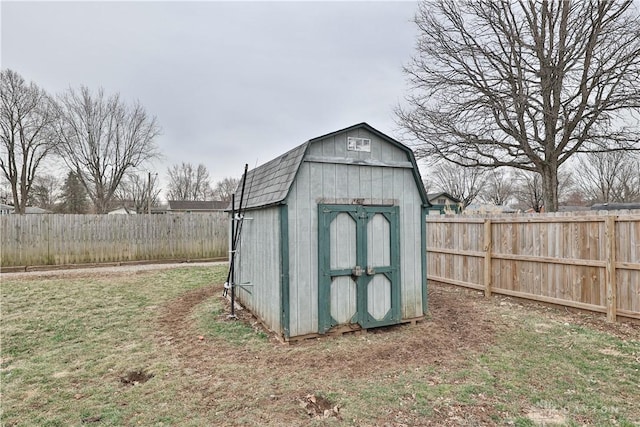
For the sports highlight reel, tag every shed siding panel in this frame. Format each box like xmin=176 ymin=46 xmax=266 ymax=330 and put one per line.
xmin=236 ymin=206 xmax=281 ymax=333
xmin=400 ymin=169 xmax=423 ymax=319
xmin=287 ymin=162 xmax=318 ymax=337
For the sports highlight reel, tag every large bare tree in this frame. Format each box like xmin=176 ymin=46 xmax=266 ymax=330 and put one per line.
xmin=0 ymin=69 xmax=59 ymax=214
xmin=397 ymin=0 xmax=640 ymax=212
xmin=55 ymin=86 xmax=161 ymax=213
xmin=166 ymin=162 xmax=213 ymax=201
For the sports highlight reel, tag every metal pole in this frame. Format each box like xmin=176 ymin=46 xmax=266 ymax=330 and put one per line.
xmin=147 ymin=171 xmax=152 ymax=214
xmin=230 ymin=193 xmax=236 ymax=317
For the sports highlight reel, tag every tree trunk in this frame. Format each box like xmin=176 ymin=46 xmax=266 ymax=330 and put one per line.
xmin=541 ymin=165 xmax=559 ymax=212
xmin=10 ymin=181 xmax=24 ymax=214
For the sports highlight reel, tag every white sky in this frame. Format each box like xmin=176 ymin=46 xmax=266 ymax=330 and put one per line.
xmin=1 ymin=0 xmax=420 ymax=196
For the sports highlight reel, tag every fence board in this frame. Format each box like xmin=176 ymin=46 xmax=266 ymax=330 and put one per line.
xmin=1 ymin=213 xmax=228 ymax=267
xmin=426 ymin=210 xmax=640 ymax=322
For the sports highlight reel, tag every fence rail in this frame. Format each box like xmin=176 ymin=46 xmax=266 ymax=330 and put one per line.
xmin=426 ymin=211 xmax=640 ymax=322
xmin=1 ymin=213 xmax=228 ymax=268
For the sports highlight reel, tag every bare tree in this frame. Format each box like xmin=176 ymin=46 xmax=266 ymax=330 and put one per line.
xmin=422 ymin=178 xmax=433 ymax=195
xmin=116 ymin=172 xmax=161 ymax=213
xmin=55 ymin=86 xmax=161 ymax=213
xmin=212 ymin=177 xmax=240 ymax=202
xmin=166 ymin=162 xmax=213 ymax=201
xmin=514 ymin=171 xmax=545 ymax=212
xmin=514 ymin=169 xmax=573 ymax=212
xmin=27 ymin=173 xmax=60 ymax=211
xmin=0 ymin=69 xmax=59 ymax=214
xmin=430 ymin=161 xmax=487 ymax=208
xmin=0 ymin=176 xmax=10 ymax=204
xmin=575 ymin=151 xmax=640 ymax=203
xmin=481 ymin=168 xmax=514 ymax=206
xmin=397 ymin=0 xmax=640 ymax=212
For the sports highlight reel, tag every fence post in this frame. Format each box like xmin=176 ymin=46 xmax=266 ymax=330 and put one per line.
xmin=484 ymin=219 xmax=492 ymax=298
xmin=605 ymin=216 xmax=617 ymax=322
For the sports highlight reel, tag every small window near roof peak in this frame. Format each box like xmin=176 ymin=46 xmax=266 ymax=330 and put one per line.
xmin=347 ymin=137 xmax=371 ymax=152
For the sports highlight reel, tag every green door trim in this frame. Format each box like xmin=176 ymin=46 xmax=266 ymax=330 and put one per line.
xmin=279 ymin=204 xmax=290 ymax=339
xmin=318 ymin=204 xmax=401 ymax=333
xmin=421 ymin=206 xmax=428 ymax=315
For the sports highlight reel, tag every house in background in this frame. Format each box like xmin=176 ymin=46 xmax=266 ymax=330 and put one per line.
xmin=0 ymin=204 xmax=52 ymax=214
xmin=167 ymin=200 xmax=228 ymax=213
xmin=0 ymin=203 xmax=14 ymax=215
xmin=464 ymin=203 xmax=518 ymax=214
xmin=108 ymin=206 xmax=137 ymax=215
xmin=426 ymin=192 xmax=462 ymax=214
xmin=24 ymin=207 xmax=52 ymax=214
xmin=591 ymin=202 xmax=640 ymax=211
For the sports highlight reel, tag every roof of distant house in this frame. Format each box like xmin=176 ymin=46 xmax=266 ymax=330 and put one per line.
xmin=167 ymin=200 xmax=228 ymax=211
xmin=590 ymin=202 xmax=640 ymax=211
xmin=558 ymin=205 xmax=591 ymax=212
xmin=427 ymin=192 xmax=461 ymax=204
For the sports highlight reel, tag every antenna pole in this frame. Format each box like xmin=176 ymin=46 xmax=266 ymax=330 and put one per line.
xmin=230 ymin=193 xmax=236 ymax=317
xmin=224 ymin=164 xmax=249 ymax=319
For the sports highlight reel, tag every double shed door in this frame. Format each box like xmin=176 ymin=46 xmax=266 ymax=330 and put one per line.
xmin=318 ymin=204 xmax=400 ymax=333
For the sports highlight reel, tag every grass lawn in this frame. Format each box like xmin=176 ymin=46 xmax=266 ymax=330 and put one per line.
xmin=1 ymin=265 xmax=639 ymax=426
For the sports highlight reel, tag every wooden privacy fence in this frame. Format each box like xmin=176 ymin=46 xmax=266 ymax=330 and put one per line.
xmin=426 ymin=211 xmax=640 ymax=322
xmin=1 ymin=213 xmax=228 ymax=268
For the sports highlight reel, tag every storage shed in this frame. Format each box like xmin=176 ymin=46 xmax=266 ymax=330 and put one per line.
xmin=233 ymin=123 xmax=430 ymax=340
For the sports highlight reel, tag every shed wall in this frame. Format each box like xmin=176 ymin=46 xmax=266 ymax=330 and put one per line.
xmin=235 ymin=206 xmax=282 ymax=333
xmin=286 ymin=129 xmax=425 ymax=337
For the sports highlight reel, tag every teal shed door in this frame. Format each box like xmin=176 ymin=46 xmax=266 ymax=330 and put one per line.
xmin=318 ymin=204 xmax=400 ymax=333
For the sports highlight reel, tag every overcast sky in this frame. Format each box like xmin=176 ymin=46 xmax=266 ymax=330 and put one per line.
xmin=1 ymin=1 xmax=420 ymax=195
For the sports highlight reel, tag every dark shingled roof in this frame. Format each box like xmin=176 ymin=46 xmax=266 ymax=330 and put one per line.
xmin=232 ymin=123 xmax=430 ymax=210
xmin=234 ymin=142 xmax=308 ymax=210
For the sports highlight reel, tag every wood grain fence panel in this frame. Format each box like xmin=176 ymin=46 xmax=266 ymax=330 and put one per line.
xmin=1 ymin=213 xmax=229 ymax=267
xmin=426 ymin=211 xmax=640 ymax=322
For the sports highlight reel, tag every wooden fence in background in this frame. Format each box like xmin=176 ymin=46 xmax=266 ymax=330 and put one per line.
xmin=1 ymin=213 xmax=228 ymax=268
xmin=426 ymin=211 xmax=640 ymax=322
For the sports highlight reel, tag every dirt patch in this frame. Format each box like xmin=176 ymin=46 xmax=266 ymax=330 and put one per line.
xmin=81 ymin=415 xmax=103 ymax=424
xmin=120 ymin=369 xmax=154 ymax=386
xmin=298 ymin=394 xmax=341 ymax=420
xmin=156 ymin=286 xmax=215 ymax=345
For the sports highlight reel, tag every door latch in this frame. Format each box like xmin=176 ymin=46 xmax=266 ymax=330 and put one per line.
xmin=351 ymin=265 xmax=363 ymax=277
xmin=366 ymin=266 xmax=376 ymax=275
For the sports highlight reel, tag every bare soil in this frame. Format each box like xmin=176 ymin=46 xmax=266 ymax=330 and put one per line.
xmin=120 ymin=369 xmax=155 ymax=386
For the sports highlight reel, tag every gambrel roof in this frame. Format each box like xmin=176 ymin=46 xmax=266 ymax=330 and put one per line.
xmin=235 ymin=142 xmax=308 ymax=210
xmin=232 ymin=123 xmax=430 ymax=210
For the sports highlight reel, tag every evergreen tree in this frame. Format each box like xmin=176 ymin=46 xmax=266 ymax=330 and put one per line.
xmin=60 ymin=171 xmax=87 ymax=213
